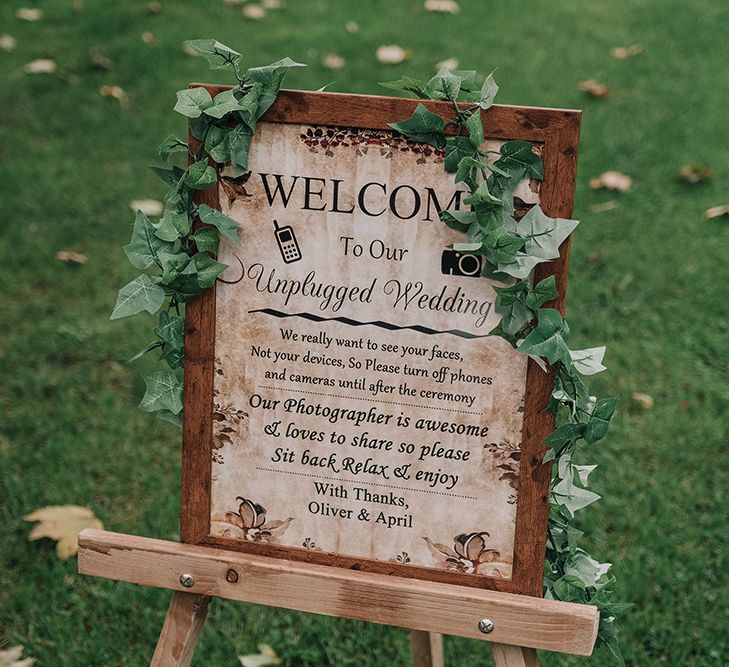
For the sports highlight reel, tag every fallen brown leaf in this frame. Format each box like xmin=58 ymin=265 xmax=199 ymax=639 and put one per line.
xmin=100 ymin=85 xmax=129 ymax=108
xmin=610 ymin=44 xmax=643 ymax=59
xmin=181 ymin=42 xmax=199 ymax=56
xmin=345 ymin=21 xmax=359 ymax=34
xmin=89 ymin=50 xmax=113 ymax=71
xmin=435 ymin=57 xmax=459 ymax=71
xmin=322 ymin=53 xmax=345 ymax=70
xmin=578 ymin=79 xmax=610 ymax=99
xmin=15 ymin=7 xmax=43 ymax=21
xmin=376 ymin=44 xmax=411 ymax=65
xmin=239 ymin=644 xmax=281 ymax=667
xmin=679 ymin=164 xmax=714 ymax=184
xmin=262 ymin=0 xmax=282 ymax=8
xmin=55 ymin=250 xmax=87 ymax=264
xmin=590 ymin=171 xmax=632 ymax=192
xmin=0 ymin=645 xmax=35 ymax=667
xmin=631 ymin=392 xmax=654 ymax=410
xmin=0 ymin=34 xmax=17 ymax=52
xmin=589 ymin=200 xmax=619 ymax=213
xmin=424 ymin=0 xmax=460 ymax=13
xmin=704 ymin=205 xmax=729 ymax=219
xmin=141 ymin=31 xmax=157 ymax=45
xmin=24 ymin=59 xmax=56 ymax=74
xmin=130 ymin=199 xmax=164 ymax=216
xmin=242 ymin=3 xmax=266 ymax=19
xmin=24 ymin=505 xmax=103 ymax=560
xmin=72 ymin=0 xmax=84 ymax=13
xmin=147 ymin=1 xmax=163 ymax=14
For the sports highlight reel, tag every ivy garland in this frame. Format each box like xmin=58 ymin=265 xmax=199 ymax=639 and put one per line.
xmin=111 ymin=39 xmax=627 ymax=661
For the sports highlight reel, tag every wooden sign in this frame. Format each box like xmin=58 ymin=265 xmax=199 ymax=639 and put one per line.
xmin=182 ymin=89 xmax=580 ymax=597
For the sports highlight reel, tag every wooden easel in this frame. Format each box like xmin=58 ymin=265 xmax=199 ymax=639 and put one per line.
xmin=78 ymin=530 xmax=598 ymax=667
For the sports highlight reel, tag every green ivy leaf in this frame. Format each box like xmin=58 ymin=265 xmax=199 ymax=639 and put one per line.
xmin=110 ymin=274 xmax=165 ymax=320
xmin=192 ymin=228 xmax=220 ymax=254
xmin=139 ymin=371 xmax=183 ymax=414
xmin=479 ymin=71 xmax=499 ymax=110
xmin=160 ymin=252 xmax=193 ymax=285
xmin=203 ymin=125 xmax=231 ymax=162
xmin=544 ymin=422 xmax=586 ymax=451
xmin=246 ymin=57 xmax=306 ymax=118
xmin=228 ymin=125 xmax=253 ymax=173
xmin=552 ymin=479 xmax=601 ymax=515
xmin=204 ymin=89 xmax=244 ymax=120
xmin=184 ymin=161 xmax=217 ymax=190
xmin=158 ymin=135 xmax=188 ymax=163
xmin=465 ymin=111 xmax=484 ymax=147
xmin=155 ymin=207 xmax=190 ymax=242
xmin=388 ymin=103 xmax=446 ymax=148
xmin=166 ymin=273 xmax=203 ymax=303
xmin=517 ymin=308 xmax=572 ymax=366
xmin=492 ymin=281 xmax=531 ymax=336
xmin=425 ymin=67 xmax=462 ymax=101
xmin=193 ymin=252 xmax=228 ymax=288
xmin=483 ymin=227 xmax=526 ymax=265
xmin=235 ymin=82 xmax=264 ymax=131
xmin=526 ymin=275 xmax=558 ymax=309
xmin=123 ymin=210 xmax=174 ymax=269
xmin=128 ymin=340 xmax=163 ymax=363
xmin=150 ymin=165 xmax=185 ymax=188
xmin=570 ymin=346 xmax=607 ymax=375
xmin=583 ymin=398 xmax=618 ymax=444
xmin=444 ymin=136 xmax=477 ymax=173
xmin=183 ymin=39 xmax=242 ymax=71
xmin=155 ymin=311 xmax=185 ymax=350
xmin=552 ymin=575 xmax=588 ymax=603
xmin=157 ymin=410 xmax=183 ymax=428
xmin=197 ymin=204 xmax=240 ymax=243
xmin=173 ymin=87 xmax=213 ymax=119
xmin=379 ymin=76 xmax=430 ymax=98
xmin=493 ymin=139 xmax=543 ymax=180
xmin=439 ymin=209 xmax=475 ymax=233
xmin=454 ymin=156 xmax=483 ymax=188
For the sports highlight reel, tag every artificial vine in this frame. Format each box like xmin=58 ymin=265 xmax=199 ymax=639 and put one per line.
xmin=111 ymin=40 xmax=626 ymax=661
xmin=383 ymin=68 xmax=628 ymax=661
xmin=111 ymin=40 xmax=304 ymax=426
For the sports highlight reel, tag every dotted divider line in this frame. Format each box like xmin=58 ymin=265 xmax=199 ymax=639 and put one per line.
xmin=256 ymin=466 xmax=477 ymax=500
xmin=258 ymin=385 xmax=483 ymax=416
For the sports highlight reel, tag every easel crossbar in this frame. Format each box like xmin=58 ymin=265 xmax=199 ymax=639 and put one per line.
xmin=77 ymin=530 xmax=598 ymax=656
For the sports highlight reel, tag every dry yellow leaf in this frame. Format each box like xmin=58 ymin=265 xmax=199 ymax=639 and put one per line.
xmin=147 ymin=1 xmax=163 ymax=14
xmin=345 ymin=21 xmax=359 ymax=34
xmin=72 ymin=0 xmax=84 ymax=14
xmin=435 ymin=57 xmax=459 ymax=71
xmin=578 ymin=79 xmax=610 ymax=99
xmin=0 ymin=34 xmax=17 ymax=52
xmin=0 ymin=645 xmax=35 ymax=667
xmin=100 ymin=85 xmax=129 ymax=108
xmin=376 ymin=44 xmax=411 ymax=65
xmin=24 ymin=505 xmax=103 ymax=560
xmin=590 ymin=171 xmax=632 ymax=192
xmin=679 ymin=164 xmax=714 ymax=184
xmin=24 ymin=59 xmax=56 ymax=74
xmin=89 ymin=50 xmax=113 ymax=71
xmin=15 ymin=8 xmax=43 ymax=21
xmin=239 ymin=644 xmax=281 ymax=667
xmin=182 ymin=43 xmax=199 ymax=56
xmin=242 ymin=4 xmax=265 ymax=19
xmin=631 ymin=392 xmax=654 ymax=410
xmin=142 ymin=31 xmax=157 ymax=45
xmin=322 ymin=53 xmax=345 ymax=70
xmin=704 ymin=205 xmax=729 ymax=219
xmin=424 ymin=0 xmax=460 ymax=13
xmin=55 ymin=250 xmax=87 ymax=264
xmin=130 ymin=199 xmax=164 ymax=216
xmin=610 ymin=44 xmax=643 ymax=59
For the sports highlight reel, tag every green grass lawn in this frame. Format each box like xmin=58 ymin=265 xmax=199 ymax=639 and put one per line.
xmin=1 ymin=0 xmax=728 ymax=664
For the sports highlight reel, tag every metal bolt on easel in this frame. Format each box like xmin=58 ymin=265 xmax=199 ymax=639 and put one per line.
xmin=179 ymin=573 xmax=195 ymax=588
xmin=478 ymin=618 xmax=495 ymax=634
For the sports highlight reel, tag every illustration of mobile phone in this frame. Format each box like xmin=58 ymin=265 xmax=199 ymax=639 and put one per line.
xmin=273 ymin=220 xmax=302 ymax=264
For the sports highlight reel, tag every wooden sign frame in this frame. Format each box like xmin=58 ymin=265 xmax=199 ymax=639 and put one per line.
xmin=181 ymin=87 xmax=581 ymax=598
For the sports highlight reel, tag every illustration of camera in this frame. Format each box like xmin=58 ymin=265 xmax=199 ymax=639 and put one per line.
xmin=440 ymin=249 xmax=484 ymax=277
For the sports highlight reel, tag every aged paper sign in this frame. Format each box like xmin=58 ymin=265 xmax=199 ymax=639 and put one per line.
xmin=207 ymin=120 xmax=543 ymax=582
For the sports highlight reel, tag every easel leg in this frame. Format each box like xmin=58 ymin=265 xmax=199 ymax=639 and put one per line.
xmin=491 ymin=643 xmax=539 ymax=667
xmin=151 ymin=592 xmax=211 ymax=667
xmin=409 ymin=630 xmax=444 ymax=667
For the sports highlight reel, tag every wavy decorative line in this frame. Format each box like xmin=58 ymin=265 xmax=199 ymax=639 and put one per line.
xmin=247 ymin=308 xmax=489 ymax=340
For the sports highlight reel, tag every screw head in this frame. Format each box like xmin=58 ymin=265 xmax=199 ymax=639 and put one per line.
xmin=179 ymin=573 xmax=195 ymax=588
xmin=478 ymin=618 xmax=494 ymax=634
xmin=226 ymin=568 xmax=239 ymax=583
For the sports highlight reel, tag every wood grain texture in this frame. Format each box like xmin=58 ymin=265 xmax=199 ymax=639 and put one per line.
xmin=150 ymin=592 xmax=210 ymax=667
xmin=492 ymin=644 xmax=540 ymax=667
xmin=180 ymin=87 xmax=582 ymax=597
xmin=78 ymin=530 xmax=599 ymax=656
xmin=409 ymin=631 xmax=444 ymax=667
